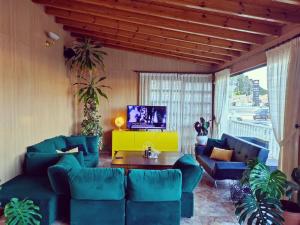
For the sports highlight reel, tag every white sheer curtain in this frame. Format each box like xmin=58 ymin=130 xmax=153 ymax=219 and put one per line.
xmin=213 ymin=69 xmax=230 ymax=138
xmin=266 ymin=37 xmax=300 ymax=175
xmin=139 ymin=73 xmax=212 ymax=154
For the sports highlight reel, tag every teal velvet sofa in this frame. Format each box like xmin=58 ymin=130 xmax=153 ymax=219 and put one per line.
xmin=0 ymin=150 xmax=202 ymax=225
xmin=27 ymin=135 xmax=100 ymax=167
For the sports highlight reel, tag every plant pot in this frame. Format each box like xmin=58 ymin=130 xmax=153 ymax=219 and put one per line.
xmin=281 ymin=200 xmax=300 ymax=225
xmin=0 ymin=207 xmax=3 ymax=217
xmin=196 ymin=135 xmax=208 ymax=145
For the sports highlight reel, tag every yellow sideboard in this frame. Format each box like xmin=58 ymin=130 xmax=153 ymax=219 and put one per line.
xmin=112 ymin=130 xmax=179 ymax=157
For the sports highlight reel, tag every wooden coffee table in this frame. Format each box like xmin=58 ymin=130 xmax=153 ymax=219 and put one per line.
xmin=111 ymin=151 xmax=183 ymax=170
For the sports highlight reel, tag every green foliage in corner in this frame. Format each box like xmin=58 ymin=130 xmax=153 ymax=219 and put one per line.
xmin=4 ymin=198 xmax=42 ymax=225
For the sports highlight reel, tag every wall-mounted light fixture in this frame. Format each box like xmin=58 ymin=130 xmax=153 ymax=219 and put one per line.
xmin=45 ymin=31 xmax=60 ymax=47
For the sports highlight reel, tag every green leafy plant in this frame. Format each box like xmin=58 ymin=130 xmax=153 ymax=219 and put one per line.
xmin=4 ymin=198 xmax=42 ymax=225
xmin=74 ymin=76 xmax=110 ymax=106
xmin=65 ymin=37 xmax=110 ymax=148
xmin=235 ymin=162 xmax=287 ymax=225
xmin=194 ymin=117 xmax=210 ymax=136
xmin=65 ymin=38 xmax=106 ymax=77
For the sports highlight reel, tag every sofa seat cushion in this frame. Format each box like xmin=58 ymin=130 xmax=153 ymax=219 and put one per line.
xmin=126 ymin=201 xmax=180 ymax=225
xmin=0 ymin=175 xmax=58 ymax=225
xmin=127 ymin=169 xmax=182 ymax=202
xmin=214 ymin=161 xmax=247 ymax=180
xmin=27 ymin=140 xmax=56 ymax=153
xmin=25 ymin=152 xmax=84 ymax=176
xmin=173 ymin=155 xmax=203 ymax=193
xmin=48 ymin=155 xmax=82 ymax=195
xmin=65 ymin=136 xmax=88 ymax=155
xmin=68 ymin=168 xmax=125 ymax=200
xmin=84 ymin=152 xmax=99 ymax=167
xmin=196 ymin=154 xmax=216 ymax=177
xmin=71 ymin=199 xmax=125 ymax=225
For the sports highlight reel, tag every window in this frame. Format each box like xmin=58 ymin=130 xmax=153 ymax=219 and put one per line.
xmin=227 ymin=66 xmax=279 ymax=163
xmin=139 ymin=73 xmax=212 ymax=154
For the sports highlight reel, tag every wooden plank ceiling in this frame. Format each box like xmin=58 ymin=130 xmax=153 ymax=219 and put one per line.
xmin=33 ymin=0 xmax=300 ymax=67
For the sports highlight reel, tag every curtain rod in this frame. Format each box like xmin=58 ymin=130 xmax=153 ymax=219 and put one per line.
xmin=133 ymin=70 xmax=212 ymax=75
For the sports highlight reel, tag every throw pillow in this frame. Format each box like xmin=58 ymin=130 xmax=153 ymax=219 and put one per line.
xmin=47 ymin=154 xmax=82 ymax=195
xmin=210 ymin=147 xmax=233 ymax=162
xmin=56 ymin=147 xmax=79 ymax=154
xmin=65 ymin=136 xmax=88 ymax=155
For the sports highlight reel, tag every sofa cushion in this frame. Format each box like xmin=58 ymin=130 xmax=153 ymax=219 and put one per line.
xmin=48 ymin=135 xmax=67 ymax=150
xmin=127 ymin=169 xmax=182 ymax=202
xmin=27 ymin=140 xmax=56 ymax=153
xmin=214 ymin=161 xmax=247 ymax=180
xmin=68 ymin=168 xmax=125 ymax=200
xmin=210 ymin=147 xmax=233 ymax=162
xmin=65 ymin=136 xmax=88 ymax=155
xmin=204 ymin=138 xmax=228 ymax=156
xmin=173 ymin=155 xmax=203 ymax=193
xmin=25 ymin=152 xmax=84 ymax=176
xmin=48 ymin=155 xmax=82 ymax=195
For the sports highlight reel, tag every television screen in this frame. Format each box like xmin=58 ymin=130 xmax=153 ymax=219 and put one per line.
xmin=127 ymin=105 xmax=167 ymax=129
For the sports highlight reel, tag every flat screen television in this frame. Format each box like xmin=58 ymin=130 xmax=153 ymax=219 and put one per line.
xmin=127 ymin=105 xmax=167 ymax=129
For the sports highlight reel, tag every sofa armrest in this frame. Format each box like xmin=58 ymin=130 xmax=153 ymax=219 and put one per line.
xmin=257 ymin=148 xmax=269 ymax=163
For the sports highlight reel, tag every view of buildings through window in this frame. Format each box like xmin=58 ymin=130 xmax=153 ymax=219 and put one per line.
xmin=227 ymin=66 xmax=279 ymax=164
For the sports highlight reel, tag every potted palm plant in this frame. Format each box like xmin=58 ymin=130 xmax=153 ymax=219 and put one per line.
xmin=65 ymin=38 xmax=110 ymax=148
xmin=4 ymin=198 xmax=42 ymax=225
xmin=194 ymin=117 xmax=210 ymax=145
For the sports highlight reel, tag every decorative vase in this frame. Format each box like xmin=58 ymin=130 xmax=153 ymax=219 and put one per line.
xmin=196 ymin=135 xmax=208 ymax=145
xmin=281 ymin=200 xmax=300 ymax=225
xmin=0 ymin=207 xmax=3 ymax=217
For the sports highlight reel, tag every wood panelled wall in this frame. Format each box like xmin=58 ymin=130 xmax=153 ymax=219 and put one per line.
xmin=0 ymin=0 xmax=73 ymax=183
xmin=74 ymin=47 xmax=211 ymax=152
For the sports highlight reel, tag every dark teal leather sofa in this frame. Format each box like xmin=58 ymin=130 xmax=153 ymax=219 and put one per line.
xmin=195 ymin=133 xmax=269 ymax=181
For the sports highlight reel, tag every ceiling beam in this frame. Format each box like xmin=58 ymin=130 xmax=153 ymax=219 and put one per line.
xmin=65 ymin=26 xmax=232 ymax=62
xmin=71 ymin=33 xmax=225 ymax=65
xmin=38 ymin=2 xmax=265 ymax=45
xmin=63 ymin=23 xmax=240 ymax=58
xmin=144 ymin=0 xmax=300 ymax=24
xmin=63 ymin=0 xmax=282 ymax=36
xmin=51 ymin=12 xmax=251 ymax=52
xmin=71 ymin=33 xmax=215 ymax=66
xmin=269 ymin=0 xmax=300 ymax=5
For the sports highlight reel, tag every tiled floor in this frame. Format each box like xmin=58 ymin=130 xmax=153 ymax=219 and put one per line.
xmin=0 ymin=153 xmax=238 ymax=225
